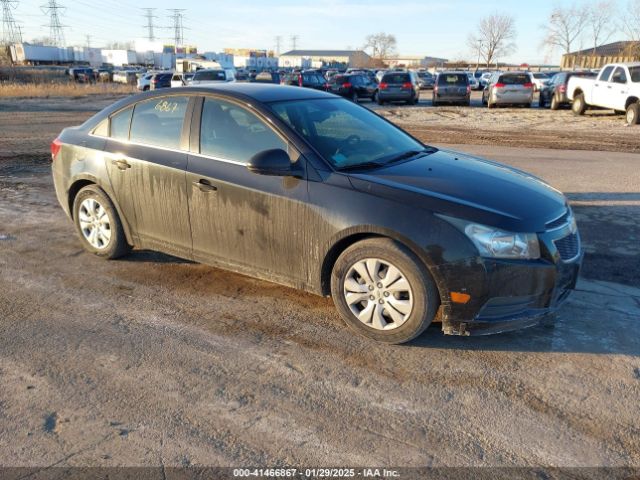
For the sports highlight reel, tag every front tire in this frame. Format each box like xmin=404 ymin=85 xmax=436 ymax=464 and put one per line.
xmin=572 ymin=93 xmax=587 ymax=115
xmin=330 ymin=238 xmax=439 ymax=344
xmin=72 ymin=185 xmax=131 ymax=259
xmin=626 ymin=102 xmax=640 ymax=125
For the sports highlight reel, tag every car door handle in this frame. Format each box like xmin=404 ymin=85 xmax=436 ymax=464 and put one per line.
xmin=111 ymin=158 xmax=131 ymax=170
xmin=193 ymin=179 xmax=217 ymax=192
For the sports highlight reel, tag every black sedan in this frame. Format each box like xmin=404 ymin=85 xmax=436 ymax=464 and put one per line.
xmin=51 ymin=84 xmax=582 ymax=344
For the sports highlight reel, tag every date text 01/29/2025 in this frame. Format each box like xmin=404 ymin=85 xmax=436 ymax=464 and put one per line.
xmin=232 ymin=468 xmax=401 ymax=478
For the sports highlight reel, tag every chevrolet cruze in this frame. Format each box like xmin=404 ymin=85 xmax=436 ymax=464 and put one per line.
xmin=51 ymin=84 xmax=582 ymax=344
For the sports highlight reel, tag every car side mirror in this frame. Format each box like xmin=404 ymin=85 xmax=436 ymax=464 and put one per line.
xmin=247 ymin=149 xmax=293 ymax=176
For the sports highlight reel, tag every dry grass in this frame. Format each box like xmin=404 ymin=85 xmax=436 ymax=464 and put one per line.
xmin=0 ymin=81 xmax=137 ymax=98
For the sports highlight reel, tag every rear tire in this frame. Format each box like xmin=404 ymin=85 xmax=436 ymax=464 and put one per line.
xmin=626 ymin=102 xmax=640 ymax=125
xmin=572 ymin=93 xmax=587 ymax=115
xmin=550 ymin=95 xmax=560 ymax=110
xmin=72 ymin=185 xmax=131 ymax=260
xmin=331 ymin=238 xmax=439 ymax=344
xmin=432 ymin=97 xmax=438 ymax=107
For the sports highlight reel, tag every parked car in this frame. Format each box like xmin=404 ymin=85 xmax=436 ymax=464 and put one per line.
xmin=479 ymin=71 xmax=495 ymax=88
xmin=530 ymin=72 xmax=550 ymax=92
xmin=68 ymin=67 xmax=94 ymax=83
xmin=150 ymin=72 xmax=172 ymax=90
xmin=50 ymin=84 xmax=582 ymax=343
xmin=375 ymin=70 xmax=388 ymax=83
xmin=112 ymin=70 xmax=138 ymax=85
xmin=251 ymin=71 xmax=281 ymax=84
xmin=567 ymin=62 xmax=640 ymax=124
xmin=281 ymin=72 xmax=328 ymax=91
xmin=376 ymin=71 xmax=420 ymax=105
xmin=329 ymin=74 xmax=377 ymax=102
xmin=191 ymin=68 xmax=236 ymax=85
xmin=466 ymin=72 xmax=480 ymax=91
xmin=94 ymin=68 xmax=112 ymax=83
xmin=433 ymin=72 xmax=470 ymax=106
xmin=482 ymin=72 xmax=534 ymax=108
xmin=137 ymin=73 xmax=154 ymax=91
xmin=539 ymin=71 xmax=597 ymax=110
xmin=417 ymin=71 xmax=435 ymax=90
xmin=171 ymin=72 xmax=195 ymax=88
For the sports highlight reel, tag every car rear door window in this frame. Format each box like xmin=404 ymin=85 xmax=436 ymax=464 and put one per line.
xmin=109 ymin=106 xmax=133 ymax=141
xmin=199 ymin=98 xmax=287 ymax=163
xmin=599 ymin=66 xmax=615 ymax=82
xmin=129 ymin=96 xmax=189 ymax=150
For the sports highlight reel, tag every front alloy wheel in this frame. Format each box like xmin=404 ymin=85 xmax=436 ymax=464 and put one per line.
xmin=331 ymin=238 xmax=439 ymax=344
xmin=343 ymin=258 xmax=413 ymax=330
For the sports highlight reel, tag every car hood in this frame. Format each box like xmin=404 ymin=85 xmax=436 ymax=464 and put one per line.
xmin=347 ymin=149 xmax=567 ymax=233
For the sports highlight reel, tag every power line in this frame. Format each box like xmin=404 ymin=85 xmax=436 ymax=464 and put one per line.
xmin=141 ymin=7 xmax=156 ymax=42
xmin=1 ymin=0 xmax=22 ymax=44
xmin=40 ymin=0 xmax=66 ymax=46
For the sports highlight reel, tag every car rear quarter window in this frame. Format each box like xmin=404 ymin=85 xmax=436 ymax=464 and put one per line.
xmin=129 ymin=96 xmax=189 ymax=149
xmin=438 ymin=74 xmax=468 ymax=85
xmin=109 ymin=106 xmax=133 ymax=141
xmin=199 ymin=98 xmax=287 ymax=163
xmin=498 ymin=74 xmax=530 ymax=85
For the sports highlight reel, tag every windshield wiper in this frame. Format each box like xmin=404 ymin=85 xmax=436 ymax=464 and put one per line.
xmin=336 ymin=161 xmax=386 ymax=172
xmin=383 ymin=148 xmax=435 ymax=165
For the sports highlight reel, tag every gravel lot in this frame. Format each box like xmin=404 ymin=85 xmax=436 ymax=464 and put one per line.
xmin=0 ymin=94 xmax=639 ymax=473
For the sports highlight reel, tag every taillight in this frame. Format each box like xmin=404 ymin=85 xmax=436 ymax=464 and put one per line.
xmin=466 ymin=85 xmax=471 ymax=94
xmin=379 ymin=82 xmax=388 ymax=90
xmin=494 ymin=83 xmax=506 ymax=88
xmin=523 ymin=82 xmax=534 ymax=89
xmin=402 ymin=82 xmax=412 ymax=89
xmin=324 ymin=83 xmax=329 ymax=90
xmin=434 ymin=85 xmax=439 ymax=93
xmin=342 ymin=82 xmax=352 ymax=89
xmin=298 ymin=76 xmax=303 ymax=87
xmin=558 ymin=85 xmax=567 ymax=93
xmin=51 ymin=138 xmax=62 ymax=161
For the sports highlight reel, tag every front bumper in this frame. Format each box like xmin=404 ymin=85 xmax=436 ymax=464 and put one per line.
xmin=433 ymin=222 xmax=583 ymax=336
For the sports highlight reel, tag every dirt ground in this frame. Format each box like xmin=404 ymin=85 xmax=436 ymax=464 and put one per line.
xmin=0 ymin=94 xmax=639 ymax=473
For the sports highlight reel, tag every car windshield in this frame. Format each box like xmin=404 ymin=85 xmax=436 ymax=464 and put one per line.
xmin=499 ymin=74 xmax=530 ymax=85
xmin=269 ymin=98 xmax=434 ymax=170
xmin=195 ymin=70 xmax=226 ymax=81
xmin=439 ymin=74 xmax=468 ymax=85
xmin=382 ymin=73 xmax=410 ymax=84
xmin=630 ymin=66 xmax=640 ymax=82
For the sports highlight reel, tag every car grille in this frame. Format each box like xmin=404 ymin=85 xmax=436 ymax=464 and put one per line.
xmin=554 ymin=233 xmax=580 ymax=261
xmin=546 ymin=210 xmax=570 ymax=230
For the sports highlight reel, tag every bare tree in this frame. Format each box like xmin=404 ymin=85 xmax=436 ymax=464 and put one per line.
xmin=542 ymin=4 xmax=589 ymax=54
xmin=621 ymin=0 xmax=640 ymax=42
xmin=363 ymin=32 xmax=397 ymax=62
xmin=467 ymin=13 xmax=517 ymax=68
xmin=587 ymin=0 xmax=617 ymax=53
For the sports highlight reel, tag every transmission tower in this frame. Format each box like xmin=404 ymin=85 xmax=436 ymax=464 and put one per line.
xmin=167 ymin=9 xmax=186 ymax=47
xmin=1 ymin=0 xmax=23 ymax=45
xmin=275 ymin=35 xmax=282 ymax=55
xmin=290 ymin=35 xmax=299 ymax=51
xmin=41 ymin=0 xmax=66 ymax=47
xmin=142 ymin=7 xmax=157 ymax=42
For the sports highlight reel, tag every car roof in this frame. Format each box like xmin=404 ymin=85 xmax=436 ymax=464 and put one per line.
xmin=180 ymin=83 xmax=335 ymax=102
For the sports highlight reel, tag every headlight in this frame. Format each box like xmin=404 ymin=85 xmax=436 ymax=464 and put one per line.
xmin=463 ymin=224 xmax=540 ymax=259
xmin=439 ymin=215 xmax=541 ymax=260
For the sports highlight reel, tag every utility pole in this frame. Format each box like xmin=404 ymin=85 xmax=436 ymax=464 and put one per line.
xmin=275 ymin=35 xmax=281 ymax=55
xmin=290 ymin=35 xmax=299 ymax=51
xmin=85 ymin=34 xmax=91 ymax=48
xmin=41 ymin=0 xmax=66 ymax=47
xmin=142 ymin=7 xmax=157 ymax=42
xmin=167 ymin=8 xmax=186 ymax=48
xmin=1 ymin=0 xmax=23 ymax=45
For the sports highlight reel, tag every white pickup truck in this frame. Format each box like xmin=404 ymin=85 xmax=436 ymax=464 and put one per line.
xmin=567 ymin=62 xmax=640 ymax=124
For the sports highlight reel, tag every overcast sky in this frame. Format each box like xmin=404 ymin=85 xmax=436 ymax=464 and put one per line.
xmin=11 ymin=0 xmax=629 ymax=64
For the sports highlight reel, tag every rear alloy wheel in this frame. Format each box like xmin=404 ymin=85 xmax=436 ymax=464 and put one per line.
xmin=626 ymin=102 xmax=640 ymax=125
xmin=572 ymin=93 xmax=587 ymax=115
xmin=331 ymin=238 xmax=438 ymax=344
xmin=73 ymin=185 xmax=131 ymax=259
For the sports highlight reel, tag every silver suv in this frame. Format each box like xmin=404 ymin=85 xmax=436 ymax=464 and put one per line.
xmin=482 ymin=72 xmax=534 ymax=108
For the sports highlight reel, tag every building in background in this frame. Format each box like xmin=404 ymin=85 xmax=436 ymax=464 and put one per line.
xmin=561 ymin=41 xmax=640 ymax=69
xmin=224 ymin=48 xmax=278 ymax=70
xmin=279 ymin=50 xmax=371 ymax=69
xmin=384 ymin=55 xmax=448 ymax=69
